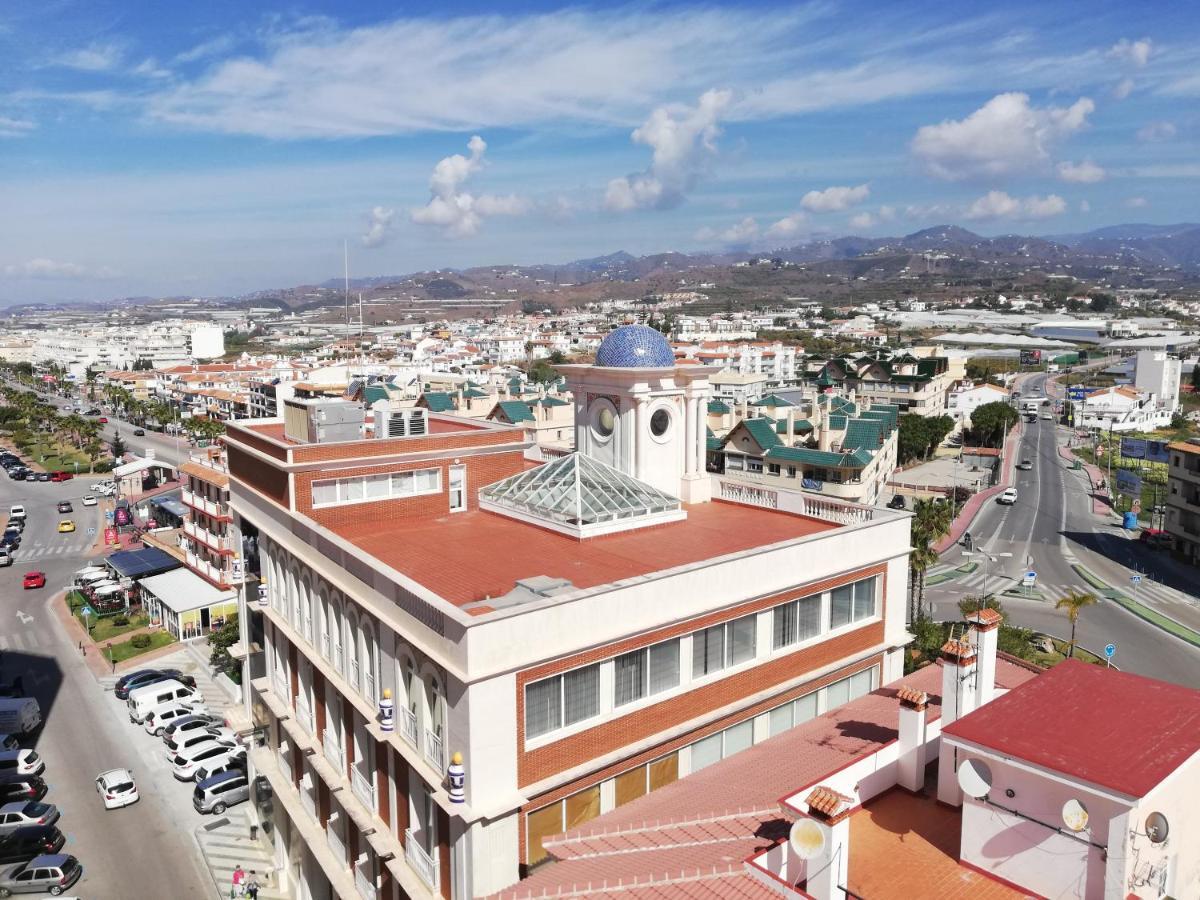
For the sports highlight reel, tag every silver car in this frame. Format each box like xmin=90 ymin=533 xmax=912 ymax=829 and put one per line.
xmin=0 ymin=853 xmax=82 ymax=896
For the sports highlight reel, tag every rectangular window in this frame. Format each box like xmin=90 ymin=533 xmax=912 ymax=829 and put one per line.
xmin=747 ymin=458 xmax=764 ymax=473
xmin=526 ymin=803 xmax=564 ymax=867
xmin=311 ymin=467 xmax=442 ymax=508
xmin=850 ymin=667 xmax=875 ymax=699
xmin=794 ymin=692 xmax=818 ymax=724
xmin=614 ymin=766 xmax=647 ymax=808
xmin=613 ymin=649 xmax=645 ymax=708
xmin=693 ymin=615 xmax=756 ymax=677
xmin=769 ymin=703 xmax=794 ymax=736
xmin=830 ymin=585 xmax=854 ymax=628
xmin=311 ymin=481 xmax=337 ymax=505
xmin=767 ymin=463 xmax=781 ymax=476
xmin=729 ymin=616 xmax=756 ymax=665
xmin=853 ymin=577 xmax=877 ymax=620
xmin=448 ymin=465 xmax=466 ymax=512
xmin=647 ymin=753 xmax=678 ymax=790
xmin=773 ymin=595 xmax=821 ymax=649
xmin=724 ymin=720 xmax=753 ymax=756
xmin=648 ymin=640 xmax=680 ymax=695
xmin=826 ymin=676 xmax=852 ymax=710
xmin=690 ymin=733 xmax=723 ymax=772
xmin=525 ymin=663 xmax=600 ymax=739
xmin=614 ymin=639 xmax=679 ymax=707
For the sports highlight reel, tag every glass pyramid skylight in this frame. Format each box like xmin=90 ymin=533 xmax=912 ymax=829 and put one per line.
xmin=479 ymin=452 xmax=683 ymax=538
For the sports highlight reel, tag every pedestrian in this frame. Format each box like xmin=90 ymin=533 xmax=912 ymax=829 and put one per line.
xmin=231 ymin=864 xmax=245 ymax=898
xmin=245 ymin=871 xmax=260 ymax=900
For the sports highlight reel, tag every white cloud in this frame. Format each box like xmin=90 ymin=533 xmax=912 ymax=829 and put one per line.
xmin=2 ymin=258 xmax=119 ymax=280
xmin=1125 ymin=196 xmax=1149 ymax=209
xmin=911 ymin=92 xmax=1094 ymax=180
xmin=765 ymin=213 xmax=807 ymax=241
xmin=849 ymin=212 xmax=875 ymax=230
xmin=800 ymin=183 xmax=870 ymax=213
xmin=1056 ymin=159 xmax=1106 ymax=183
xmin=1080 ymin=200 xmax=1091 ymax=213
xmin=605 ymin=89 xmax=731 ymax=212
xmin=877 ymin=205 xmax=896 ymax=222
xmin=361 ymin=206 xmax=395 ymax=248
xmin=174 ymin=36 xmax=236 ymax=65
xmin=56 ymin=42 xmax=124 ymax=72
xmin=0 ymin=116 xmax=35 ymax=138
xmin=410 ymin=136 xmax=529 ymax=238
xmin=1137 ymin=121 xmax=1177 ymax=142
xmin=965 ymin=191 xmax=1066 ymax=221
xmin=1108 ymin=38 xmax=1153 ymax=67
xmin=1112 ymin=78 xmax=1134 ymax=100
xmin=133 ymin=58 xmax=172 ymax=79
xmin=696 ymin=216 xmax=761 ymax=244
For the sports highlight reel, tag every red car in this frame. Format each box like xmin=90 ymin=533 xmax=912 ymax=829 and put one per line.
xmin=22 ymin=572 xmax=45 ymax=590
xmin=98 ymin=417 xmax=108 ymax=423
xmin=49 ymin=471 xmax=73 ymax=482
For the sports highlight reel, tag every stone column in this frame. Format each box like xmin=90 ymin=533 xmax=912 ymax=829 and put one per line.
xmin=634 ymin=397 xmax=648 ymax=479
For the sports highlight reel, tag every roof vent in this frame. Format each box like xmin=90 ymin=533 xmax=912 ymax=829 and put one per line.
xmin=373 ymin=404 xmax=428 ymax=439
xmin=283 ymin=398 xmax=365 ymax=443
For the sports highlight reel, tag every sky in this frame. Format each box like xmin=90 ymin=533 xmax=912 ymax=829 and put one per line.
xmin=1 ymin=0 xmax=1198 ymax=303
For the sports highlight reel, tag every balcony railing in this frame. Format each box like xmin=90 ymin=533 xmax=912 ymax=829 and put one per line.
xmin=296 ymin=697 xmax=314 ymax=735
xmin=424 ymin=728 xmax=445 ymax=772
xmin=327 ymin=824 xmax=347 ymax=867
xmin=399 ymin=708 xmax=418 ymax=748
xmin=183 ymin=519 xmax=235 ymax=553
xmin=354 ymin=866 xmax=378 ymax=900
xmin=277 ymin=743 xmax=292 ymax=781
xmin=404 ymin=830 xmax=439 ymax=891
xmin=351 ymin=764 xmax=376 ymax=811
xmin=323 ymin=729 xmax=345 ymax=773
xmin=181 ymin=487 xmax=230 ymax=519
xmin=300 ymin=782 xmax=317 ymax=820
xmin=272 ymin=670 xmax=290 ymax=706
xmin=185 ymin=551 xmax=231 ymax=586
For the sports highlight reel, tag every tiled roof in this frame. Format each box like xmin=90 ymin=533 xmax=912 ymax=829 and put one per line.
xmin=943 ymin=658 xmax=1200 ymax=798
xmin=492 ymin=400 xmax=535 ymax=423
xmin=827 ymin=414 xmax=848 ymax=430
xmin=766 ymin=446 xmax=870 ymax=469
xmin=419 ymin=391 xmax=456 ymax=412
xmin=739 ymin=418 xmax=782 ymax=450
xmin=774 ymin=418 xmax=813 ymax=435
xmin=707 ymin=400 xmax=731 ymax=415
xmin=806 ymin=785 xmax=853 ymax=818
xmin=842 ymin=418 xmax=885 ymax=451
xmin=750 ymin=394 xmax=795 ymax=408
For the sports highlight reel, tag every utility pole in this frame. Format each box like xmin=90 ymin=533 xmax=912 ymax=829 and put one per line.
xmin=1106 ymin=418 xmax=1115 ymax=505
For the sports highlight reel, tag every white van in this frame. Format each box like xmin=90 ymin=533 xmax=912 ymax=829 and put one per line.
xmin=127 ymin=680 xmax=203 ymax=724
xmin=0 ymin=699 xmax=41 ymax=735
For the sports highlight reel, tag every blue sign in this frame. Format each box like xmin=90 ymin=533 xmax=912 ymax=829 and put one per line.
xmin=1066 ymin=385 xmax=1092 ymax=401
xmin=1104 ymin=643 xmax=1116 ymax=659
xmin=1115 ymin=469 xmax=1143 ymax=497
xmin=1120 ymin=437 xmax=1170 ymax=464
xmin=1130 ymin=574 xmax=1142 ymax=585
xmin=81 ymin=605 xmax=95 ymax=617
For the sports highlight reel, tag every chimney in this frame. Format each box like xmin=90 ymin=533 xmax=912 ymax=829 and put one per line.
xmin=801 ymin=786 xmax=853 ymax=900
xmin=895 ymin=687 xmax=929 ymax=794
xmin=965 ymin=608 xmax=1002 ymax=707
xmin=936 ymin=637 xmax=977 ymax=807
xmin=786 ymin=407 xmax=796 ymax=447
xmin=818 ymin=420 xmax=832 ymax=452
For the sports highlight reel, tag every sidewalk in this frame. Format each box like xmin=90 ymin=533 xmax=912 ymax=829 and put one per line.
xmin=1057 ymin=446 xmax=1115 ymax=518
xmin=935 ymin=420 xmax=1024 ymax=554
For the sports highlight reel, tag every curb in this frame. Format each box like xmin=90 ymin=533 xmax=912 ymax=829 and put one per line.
xmin=1070 ymin=563 xmax=1200 ymax=647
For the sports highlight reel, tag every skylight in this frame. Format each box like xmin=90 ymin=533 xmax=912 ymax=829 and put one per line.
xmin=479 ymin=452 xmax=684 ymax=538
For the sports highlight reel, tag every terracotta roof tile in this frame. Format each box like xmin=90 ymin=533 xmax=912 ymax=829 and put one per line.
xmin=940 ymin=639 xmax=975 ymax=660
xmin=896 ymin=686 xmax=928 ymax=708
xmin=805 ymin=785 xmax=853 ymax=817
xmin=965 ymin=608 xmax=1003 ymax=627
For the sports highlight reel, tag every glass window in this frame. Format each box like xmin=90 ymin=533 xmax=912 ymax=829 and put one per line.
xmin=830 ymin=585 xmax=854 ymax=628
xmin=774 ymin=596 xmax=821 ymax=650
xmin=826 ymin=676 xmax=852 ymax=709
xmin=415 ymin=468 xmax=440 ymax=493
xmin=364 ymin=473 xmax=389 ymax=499
xmin=794 ymin=692 xmax=818 ymax=725
xmin=729 ymin=615 xmax=756 ymax=665
xmin=773 ymin=603 xmax=796 ymax=650
xmin=564 ymin=786 xmax=601 ymax=830
xmin=647 ymin=754 xmax=678 ymax=791
xmin=614 ymin=766 xmax=647 ymax=807
xmin=526 ymin=803 xmax=564 ymax=867
xmin=648 ymin=640 xmax=680 ymax=695
xmin=312 ymin=481 xmax=337 ymax=505
xmin=562 ymin=665 xmax=599 ymax=727
xmin=525 ymin=678 xmax=561 ymax=739
xmin=769 ymin=703 xmax=794 ymax=736
xmin=343 ymin=478 xmax=365 ymax=502
xmin=690 ymin=733 xmax=723 ymax=771
xmin=724 ymin=720 xmax=754 ymax=756
xmin=853 ymin=577 xmax=877 ymax=620
xmin=613 ymin=649 xmax=645 ymax=708
xmin=692 ymin=625 xmax=725 ymax=677
xmin=851 ymin=667 xmax=875 ymax=699
xmin=391 ymin=471 xmax=414 ymax=496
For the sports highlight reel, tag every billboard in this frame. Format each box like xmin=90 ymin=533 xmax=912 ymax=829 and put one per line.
xmin=1020 ymin=349 xmax=1043 ymax=366
xmin=1116 ymin=469 xmax=1143 ymax=497
xmin=1120 ymin=437 xmax=1170 ymax=464
xmin=1066 ymin=385 xmax=1093 ymax=401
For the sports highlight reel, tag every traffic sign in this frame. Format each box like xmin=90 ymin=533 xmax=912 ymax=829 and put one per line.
xmin=81 ymin=605 xmax=95 ymax=618
xmin=1104 ymin=643 xmax=1116 ymax=659
xmin=87 ymin=526 xmax=96 ymax=536
xmin=1022 ymin=571 xmax=1037 ymax=587
xmin=1130 ymin=574 xmax=1142 ymax=585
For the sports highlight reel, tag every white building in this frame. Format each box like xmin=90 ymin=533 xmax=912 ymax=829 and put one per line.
xmin=946 ymin=383 xmax=1011 ymax=427
xmin=1133 ymin=349 xmax=1182 ymax=414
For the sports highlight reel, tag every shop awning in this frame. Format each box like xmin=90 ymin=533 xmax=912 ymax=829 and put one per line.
xmin=149 ymin=495 xmax=188 ymax=518
xmin=105 ymin=546 xmax=181 ymax=579
xmin=139 ymin=567 xmax=235 ymax=614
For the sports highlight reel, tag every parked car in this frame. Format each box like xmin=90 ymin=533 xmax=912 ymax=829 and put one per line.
xmin=0 ymin=752 xmax=43 ymax=779
xmin=1016 ymin=459 xmax=1033 ymax=471
xmin=5 ymin=509 xmax=22 ymax=524
xmin=1040 ymin=412 xmax=1052 ymax=421
xmin=0 ymin=552 xmax=11 ymax=570
xmin=997 ymin=488 xmax=1019 ymax=505
xmin=19 ymin=575 xmax=42 ymax=591
xmin=0 ymin=741 xmax=20 ymax=756
xmin=0 ymin=779 xmax=46 ymax=806
xmin=80 ymin=496 xmax=97 ymax=507
xmin=0 ymin=803 xmax=59 ymax=836
xmin=192 ymin=754 xmax=246 ymax=787
xmin=172 ymin=741 xmax=244 ymax=782
xmin=164 ymin=727 xmax=235 ymax=760
xmin=4 ymin=472 xmax=23 ymax=482
xmin=144 ymin=702 xmax=210 ymax=737
xmin=34 ymin=474 xmax=49 ymax=483
xmin=0 ymin=826 xmax=65 ymax=865
xmin=48 ymin=472 xmax=72 ymax=483
xmin=128 ymin=680 xmax=202 ymax=724
xmin=192 ymin=770 xmax=249 ymax=815
xmin=95 ymin=768 xmax=138 ymax=810
xmin=55 ymin=502 xmax=71 ymax=515
xmin=161 ymin=714 xmax=223 ymax=743
xmin=132 ymin=428 xmax=145 ymax=436
xmin=0 ymin=537 xmax=17 ymax=552
xmin=0 ymin=852 xmax=82 ymax=895
xmin=114 ymin=669 xmax=195 ymax=700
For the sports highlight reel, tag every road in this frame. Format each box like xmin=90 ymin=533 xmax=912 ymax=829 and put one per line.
xmin=926 ymin=371 xmax=1200 ymax=686
xmin=0 ymin=469 xmax=212 ymax=897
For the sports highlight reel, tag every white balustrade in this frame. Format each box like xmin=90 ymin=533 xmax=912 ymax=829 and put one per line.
xmin=351 ymin=764 xmax=376 ymax=811
xmin=404 ymin=831 xmax=439 ymax=891
xmin=423 ymin=728 xmax=445 ymax=772
xmin=399 ymin=708 xmax=418 ymax=748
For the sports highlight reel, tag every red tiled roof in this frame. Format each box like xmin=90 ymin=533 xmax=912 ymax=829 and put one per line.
xmin=943 ymin=658 xmax=1200 ymax=798
xmin=806 ymin=785 xmax=852 ymax=817
xmin=492 ymin=660 xmax=1036 ymax=899
xmin=896 ymin=686 xmax=928 ymax=708
xmin=342 ymin=501 xmax=832 ymax=605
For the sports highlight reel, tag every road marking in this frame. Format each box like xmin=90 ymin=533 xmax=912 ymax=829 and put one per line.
xmin=15 ymin=611 xmax=32 ymax=625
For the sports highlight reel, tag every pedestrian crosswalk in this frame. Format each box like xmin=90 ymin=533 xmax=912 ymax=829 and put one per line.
xmin=927 ymin=564 xmax=1200 ymax=610
xmin=6 ymin=538 xmax=94 ymax=563
xmin=0 ymin=629 xmax=50 ymax=653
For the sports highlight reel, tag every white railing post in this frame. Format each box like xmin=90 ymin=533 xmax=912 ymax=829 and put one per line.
xmin=399 ymin=707 xmax=418 ymax=748
xmin=424 ymin=728 xmax=445 ymax=772
xmin=404 ymin=830 xmax=439 ymax=891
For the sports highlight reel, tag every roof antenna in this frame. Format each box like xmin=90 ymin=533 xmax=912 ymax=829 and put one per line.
xmin=343 ymin=239 xmax=351 ymax=335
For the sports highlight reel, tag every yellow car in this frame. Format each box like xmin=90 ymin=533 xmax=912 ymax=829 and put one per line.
xmin=58 ymin=520 xmax=76 ymax=533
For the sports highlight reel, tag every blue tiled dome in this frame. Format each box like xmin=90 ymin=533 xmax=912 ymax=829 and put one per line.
xmin=595 ymin=325 xmax=675 ymax=368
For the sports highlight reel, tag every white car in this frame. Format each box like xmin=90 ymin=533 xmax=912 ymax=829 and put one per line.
xmin=81 ymin=495 xmax=98 ymax=507
xmin=164 ymin=727 xmax=235 ymax=761
xmin=96 ymin=767 xmax=139 ymax=809
xmin=144 ymin=701 xmax=209 ymax=737
xmin=172 ymin=741 xmax=245 ymax=781
xmin=0 ymin=549 xmax=11 ymax=568
xmin=997 ymin=488 xmax=1019 ymax=505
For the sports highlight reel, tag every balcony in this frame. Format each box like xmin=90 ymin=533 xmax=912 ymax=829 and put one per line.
xmin=181 ymin=487 xmax=231 ymax=520
xmin=272 ymin=670 xmax=290 ymax=707
xmin=423 ymin=729 xmax=445 ymax=773
xmin=296 ymin=697 xmax=315 ymax=736
xmin=183 ymin=519 xmax=235 ymax=554
xmin=404 ymin=830 xmax=439 ymax=892
xmin=323 ymin=729 xmax=345 ymax=773
xmin=327 ymin=824 xmax=347 ymax=868
xmin=300 ymin=781 xmax=317 ymax=821
xmin=351 ymin=764 xmax=377 ymax=812
xmin=354 ymin=867 xmax=378 ymax=900
xmin=399 ymin=708 xmax=418 ymax=748
xmin=185 ymin=550 xmax=234 ymax=587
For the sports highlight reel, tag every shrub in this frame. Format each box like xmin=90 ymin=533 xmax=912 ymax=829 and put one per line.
xmin=91 ymin=459 xmax=116 ymax=473
xmin=112 ymin=615 xmax=129 ymax=627
xmin=130 ymin=634 xmax=152 ymax=649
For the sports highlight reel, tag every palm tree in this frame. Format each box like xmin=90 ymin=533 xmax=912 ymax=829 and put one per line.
xmin=1055 ymin=590 xmax=1098 ymax=658
xmin=908 ymin=498 xmax=953 ymax=621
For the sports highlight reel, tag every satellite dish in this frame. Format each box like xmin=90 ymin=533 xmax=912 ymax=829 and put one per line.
xmin=1062 ymin=799 xmax=1090 ymax=832
xmin=1145 ymin=812 xmax=1169 ymax=844
xmin=957 ymin=759 xmax=993 ymax=799
xmin=789 ymin=819 xmax=827 ymax=860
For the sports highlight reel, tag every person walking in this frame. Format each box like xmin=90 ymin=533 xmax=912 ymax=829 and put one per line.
xmin=245 ymin=871 xmax=260 ymax=900
xmin=231 ymin=864 xmax=245 ymax=898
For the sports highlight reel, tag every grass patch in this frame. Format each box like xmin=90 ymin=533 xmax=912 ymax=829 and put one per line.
xmin=925 ymin=572 xmax=958 ymax=586
xmin=1028 ymin=638 xmax=1105 ymax=668
xmin=105 ymin=631 xmax=176 ymax=664
xmin=1071 ymin=564 xmax=1200 ymax=647
xmin=76 ymin=611 xmax=149 ymax=642
xmin=1070 ymin=564 xmax=1111 ymax=592
xmin=955 ymin=561 xmax=979 ymax=574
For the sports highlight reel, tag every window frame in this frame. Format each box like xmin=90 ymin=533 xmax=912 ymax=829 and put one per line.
xmin=310 ymin=467 xmax=443 ymax=509
xmin=525 ymin=662 xmax=602 ymax=741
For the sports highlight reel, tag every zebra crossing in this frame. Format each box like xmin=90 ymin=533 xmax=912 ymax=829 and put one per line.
xmin=928 ymin=563 xmax=1200 ymax=610
xmin=0 ymin=629 xmax=51 ymax=653
xmin=6 ymin=537 xmax=95 ymax=563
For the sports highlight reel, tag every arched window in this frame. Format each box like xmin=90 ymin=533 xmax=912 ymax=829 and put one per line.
xmin=361 ymin=623 xmax=377 ymax=700
xmin=318 ymin=593 xmax=330 ymax=660
xmin=301 ymin=579 xmax=313 ymax=642
xmin=404 ymin=659 xmax=419 ymax=722
xmin=347 ymin=610 xmax=361 ymax=694
xmin=426 ymin=673 xmax=444 ymax=739
xmin=330 ymin=598 xmax=343 ymax=676
xmin=290 ymin=569 xmax=302 ymax=626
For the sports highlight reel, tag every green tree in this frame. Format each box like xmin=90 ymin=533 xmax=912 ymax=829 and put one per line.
xmin=109 ymin=433 xmax=127 ymax=460
xmin=908 ymin=498 xmax=953 ymax=621
xmin=208 ymin=613 xmax=242 ymax=684
xmin=969 ymin=401 xmax=1018 ymax=447
xmin=1055 ymin=590 xmax=1098 ymax=658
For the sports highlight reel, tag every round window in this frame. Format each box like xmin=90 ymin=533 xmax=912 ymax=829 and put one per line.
xmin=650 ymin=409 xmax=671 ymax=437
xmin=594 ymin=406 xmax=615 ymax=438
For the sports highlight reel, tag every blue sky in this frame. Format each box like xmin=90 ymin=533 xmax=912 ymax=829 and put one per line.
xmin=1 ymin=0 xmax=1197 ymax=302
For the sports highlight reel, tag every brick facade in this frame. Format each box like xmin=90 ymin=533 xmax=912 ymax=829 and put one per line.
xmin=226 ymin=423 xmax=290 ymax=460
xmin=227 ymin=445 xmax=291 ymax=508
xmin=516 ymin=562 xmax=887 ymax=786
xmin=291 ymin=426 xmax=520 ymax=465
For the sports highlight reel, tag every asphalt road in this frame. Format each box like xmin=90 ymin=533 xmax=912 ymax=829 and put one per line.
xmin=927 ymin=372 xmax=1200 ymax=686
xmin=0 ymin=469 xmax=212 ymax=897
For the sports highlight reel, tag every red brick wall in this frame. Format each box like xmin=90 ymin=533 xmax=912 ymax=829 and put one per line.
xmin=296 ymin=450 xmax=526 ymax=530
xmin=226 ymin=425 xmax=289 ymax=461
xmin=227 ymin=446 xmax=290 ymax=508
xmin=516 ymin=563 xmax=887 ymax=786
xmin=516 ymin=652 xmax=883 ymax=865
xmin=291 ymin=426 xmax=519 ymax=464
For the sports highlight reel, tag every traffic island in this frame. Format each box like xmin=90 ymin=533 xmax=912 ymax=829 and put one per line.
xmin=53 ymin=590 xmax=180 ymax=678
xmin=1070 ymin=564 xmax=1200 ymax=648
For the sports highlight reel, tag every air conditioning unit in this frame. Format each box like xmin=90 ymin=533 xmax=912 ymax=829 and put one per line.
xmin=283 ymin=398 xmax=365 ymax=443
xmin=374 ymin=406 xmax=428 ymax=439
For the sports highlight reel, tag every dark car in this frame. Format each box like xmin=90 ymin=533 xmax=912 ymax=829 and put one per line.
xmin=114 ymin=669 xmax=196 ymax=700
xmin=55 ymin=502 xmax=71 ymax=515
xmin=85 ymin=408 xmax=101 ymax=417
xmin=886 ymin=495 xmax=906 ymax=510
xmin=4 ymin=472 xmax=22 ymax=482
xmin=133 ymin=428 xmax=145 ymax=436
xmin=0 ymin=779 xmax=45 ymax=806
xmin=0 ymin=826 xmax=64 ymax=865
xmin=0 ymin=536 xmax=17 ymax=551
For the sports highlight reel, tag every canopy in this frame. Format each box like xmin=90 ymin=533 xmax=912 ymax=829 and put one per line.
xmin=138 ymin=567 xmax=235 ymax=614
xmin=113 ymin=457 xmax=177 ymax=479
xmin=149 ymin=495 xmax=188 ymax=518
xmin=105 ymin=546 xmax=181 ymax=579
